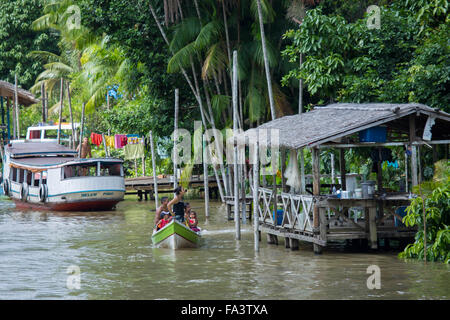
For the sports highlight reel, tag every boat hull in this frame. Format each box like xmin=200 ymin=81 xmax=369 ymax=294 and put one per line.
xmin=13 ymin=198 xmax=121 ymax=211
xmin=152 ymin=220 xmax=200 ymax=249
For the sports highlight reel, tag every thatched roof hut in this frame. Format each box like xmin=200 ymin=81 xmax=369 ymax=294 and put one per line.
xmin=239 ymin=103 xmax=450 ymax=149
xmin=0 ymin=80 xmax=39 ymax=106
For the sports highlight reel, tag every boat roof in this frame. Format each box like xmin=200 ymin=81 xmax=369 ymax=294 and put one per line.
xmin=27 ymin=123 xmax=81 ymax=130
xmin=10 ymin=157 xmax=123 ymax=169
xmin=6 ymin=141 xmax=78 ymax=158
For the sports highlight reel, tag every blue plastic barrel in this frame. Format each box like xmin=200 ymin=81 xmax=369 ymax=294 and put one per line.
xmin=395 ymin=206 xmax=408 ymax=227
xmin=273 ymin=209 xmax=283 ymax=225
xmin=359 ymin=126 xmax=387 ymax=142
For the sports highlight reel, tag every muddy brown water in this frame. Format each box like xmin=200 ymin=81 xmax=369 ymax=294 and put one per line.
xmin=0 ymin=197 xmax=448 ymax=299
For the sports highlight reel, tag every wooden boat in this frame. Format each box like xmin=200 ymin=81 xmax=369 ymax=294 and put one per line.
xmin=1 ymin=140 xmax=125 ymax=211
xmin=152 ymin=219 xmax=201 ymax=249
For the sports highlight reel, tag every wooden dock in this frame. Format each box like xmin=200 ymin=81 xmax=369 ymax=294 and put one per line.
xmin=125 ymin=174 xmax=221 ymax=200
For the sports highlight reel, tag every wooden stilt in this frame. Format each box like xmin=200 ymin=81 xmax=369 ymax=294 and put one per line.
xmin=409 ymin=115 xmax=418 ymax=187
xmin=312 ymin=147 xmax=321 ymax=254
xmin=57 ymin=78 xmax=64 ymax=144
xmin=233 ymin=51 xmax=240 ymax=240
xmin=339 ymin=149 xmax=346 ymax=190
xmin=149 ymin=130 xmax=159 ymax=209
xmin=369 ymin=206 xmax=378 ymax=249
xmin=203 ymin=133 xmax=210 ymax=218
xmin=41 ymin=83 xmax=46 ymax=123
xmin=290 ymin=238 xmax=299 ymax=251
xmin=141 ymin=136 xmax=145 ymax=176
xmin=285 ymin=237 xmax=290 ymax=248
xmin=14 ymin=75 xmax=19 ymax=139
xmin=253 ymin=141 xmax=260 ymax=252
xmin=67 ymin=83 xmax=76 ymax=148
xmin=173 ymin=88 xmax=179 ymax=190
xmin=78 ymin=103 xmax=85 ymax=158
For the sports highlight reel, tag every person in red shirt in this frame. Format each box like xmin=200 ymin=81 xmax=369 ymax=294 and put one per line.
xmin=187 ymin=211 xmax=200 ymax=233
xmin=157 ymin=212 xmax=173 ymax=230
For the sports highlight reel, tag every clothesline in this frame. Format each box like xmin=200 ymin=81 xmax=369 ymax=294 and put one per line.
xmin=89 ymin=133 xmax=145 ymax=160
xmin=89 ymin=133 xmax=144 ymax=149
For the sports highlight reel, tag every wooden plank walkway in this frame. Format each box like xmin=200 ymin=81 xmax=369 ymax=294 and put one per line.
xmin=125 ymin=174 xmax=221 ymax=200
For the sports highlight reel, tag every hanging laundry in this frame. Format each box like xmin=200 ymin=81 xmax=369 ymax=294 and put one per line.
xmin=90 ymin=132 xmax=103 ymax=146
xmin=127 ymin=134 xmax=140 ymax=145
xmin=105 ymin=135 xmax=115 ymax=148
xmin=124 ymin=143 xmax=144 ymax=160
xmin=115 ymin=134 xmax=128 ymax=149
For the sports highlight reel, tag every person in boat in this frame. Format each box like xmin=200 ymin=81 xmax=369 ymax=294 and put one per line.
xmin=154 ymin=197 xmax=170 ymax=229
xmin=187 ymin=211 xmax=200 ymax=233
xmin=184 ymin=202 xmax=191 ymax=224
xmin=156 ymin=211 xmax=173 ymax=231
xmin=167 ymin=186 xmax=187 ymax=223
xmin=76 ymin=137 xmax=92 ymax=158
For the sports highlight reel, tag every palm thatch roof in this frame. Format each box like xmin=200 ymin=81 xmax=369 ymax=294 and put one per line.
xmin=239 ymin=103 xmax=450 ymax=149
xmin=0 ymin=80 xmax=39 ymax=106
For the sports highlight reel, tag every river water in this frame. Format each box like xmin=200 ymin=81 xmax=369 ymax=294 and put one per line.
xmin=0 ymin=197 xmax=448 ymax=300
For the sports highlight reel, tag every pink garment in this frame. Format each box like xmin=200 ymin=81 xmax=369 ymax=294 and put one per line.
xmin=115 ymin=134 xmax=128 ymax=149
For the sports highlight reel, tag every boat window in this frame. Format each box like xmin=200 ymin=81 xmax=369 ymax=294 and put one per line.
xmin=42 ymin=171 xmax=47 ymax=185
xmin=62 ymin=163 xmax=98 ymax=179
xmin=26 ymin=171 xmax=32 ymax=185
xmin=10 ymin=168 xmax=17 ymax=182
xmin=44 ymin=129 xmax=58 ymax=139
xmin=28 ymin=130 xmax=41 ymax=139
xmin=99 ymin=163 xmax=122 ymax=176
xmin=18 ymin=169 xmax=24 ymax=183
xmin=33 ymin=172 xmax=41 ymax=187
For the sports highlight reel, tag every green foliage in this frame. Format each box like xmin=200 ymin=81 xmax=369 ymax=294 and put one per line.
xmin=0 ymin=0 xmax=59 ymax=89
xmin=399 ymin=160 xmax=450 ymax=263
xmin=282 ymin=3 xmax=449 ymax=112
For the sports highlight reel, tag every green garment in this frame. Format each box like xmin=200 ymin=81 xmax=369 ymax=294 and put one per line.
xmin=124 ymin=143 xmax=144 ymax=160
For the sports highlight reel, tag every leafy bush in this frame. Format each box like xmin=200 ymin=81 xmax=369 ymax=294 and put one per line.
xmin=399 ymin=160 xmax=450 ymax=263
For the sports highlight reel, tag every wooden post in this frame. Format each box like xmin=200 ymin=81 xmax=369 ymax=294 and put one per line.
xmin=281 ymin=148 xmax=287 ymax=192
xmin=149 ymin=130 xmax=159 ymax=209
xmin=134 ymin=159 xmax=138 ymax=177
xmin=339 ymin=149 xmax=346 ymax=190
xmin=141 ymin=136 xmax=146 ymax=177
xmin=102 ymin=133 xmax=108 ymax=157
xmin=319 ymin=207 xmax=327 ymax=252
xmin=290 ymin=238 xmax=299 ymax=251
xmin=67 ymin=83 xmax=76 ymax=148
xmin=253 ymin=141 xmax=260 ymax=252
xmin=6 ymin=97 xmax=11 ymax=142
xmin=300 ymin=148 xmax=305 ymax=193
xmin=368 ymin=206 xmax=378 ymax=249
xmin=241 ymin=145 xmax=247 ymax=224
xmin=203 ymin=134 xmax=210 ymax=218
xmin=57 ymin=78 xmax=64 ymax=144
xmin=331 ymin=152 xmax=335 ymax=189
xmin=14 ymin=75 xmax=19 ymax=139
xmin=78 ymin=103 xmax=85 ymax=158
xmin=409 ymin=115 xmax=418 ymax=188
xmin=41 ymin=83 xmax=46 ymax=123
xmin=405 ymin=150 xmax=408 ymax=193
xmin=312 ymin=147 xmax=321 ymax=254
xmin=173 ymin=88 xmax=179 ymax=189
xmin=233 ymin=50 xmax=240 ymax=240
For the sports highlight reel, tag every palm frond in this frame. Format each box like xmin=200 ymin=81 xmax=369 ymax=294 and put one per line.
xmin=167 ymin=42 xmax=198 ymax=74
